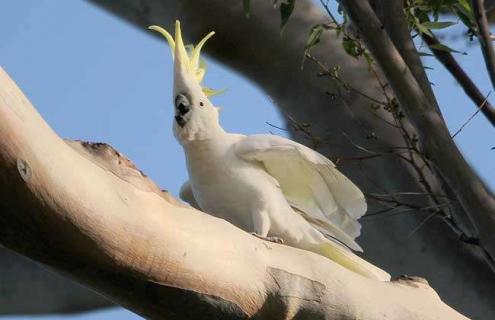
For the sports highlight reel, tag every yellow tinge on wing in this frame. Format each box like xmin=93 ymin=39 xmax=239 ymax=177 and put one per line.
xmin=149 ymin=20 xmax=223 ymax=97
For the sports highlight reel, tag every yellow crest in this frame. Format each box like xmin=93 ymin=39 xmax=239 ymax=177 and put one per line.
xmin=149 ymin=21 xmax=223 ymax=97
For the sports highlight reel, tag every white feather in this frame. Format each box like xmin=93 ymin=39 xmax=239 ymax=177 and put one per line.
xmin=234 ymin=134 xmax=366 ymax=248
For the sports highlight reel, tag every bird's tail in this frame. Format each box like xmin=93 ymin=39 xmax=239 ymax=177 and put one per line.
xmin=317 ymin=241 xmax=391 ymax=282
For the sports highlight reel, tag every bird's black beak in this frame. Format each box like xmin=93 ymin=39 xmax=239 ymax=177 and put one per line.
xmin=175 ymin=115 xmax=187 ymax=127
xmin=177 ymin=101 xmax=190 ymax=116
xmin=175 ymin=93 xmax=191 ymax=127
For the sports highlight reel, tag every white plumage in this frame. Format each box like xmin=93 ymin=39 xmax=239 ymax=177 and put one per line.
xmin=152 ymin=21 xmax=390 ymax=282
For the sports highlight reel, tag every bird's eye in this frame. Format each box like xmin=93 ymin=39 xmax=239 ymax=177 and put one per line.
xmin=199 ymin=101 xmax=204 ymax=107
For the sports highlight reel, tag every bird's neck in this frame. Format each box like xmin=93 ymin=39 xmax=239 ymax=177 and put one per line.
xmin=182 ymin=129 xmax=232 ymax=173
xmin=179 ymin=122 xmax=229 ymax=153
xmin=175 ymin=118 xmax=227 ymax=144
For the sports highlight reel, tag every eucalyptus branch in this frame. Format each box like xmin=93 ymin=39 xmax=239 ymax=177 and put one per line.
xmin=421 ymin=29 xmax=495 ymax=126
xmin=370 ymin=0 xmax=439 ymax=111
xmin=471 ymin=0 xmax=495 ymax=91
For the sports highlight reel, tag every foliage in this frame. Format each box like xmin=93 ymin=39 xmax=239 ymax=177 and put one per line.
xmin=242 ymin=0 xmax=478 ymax=58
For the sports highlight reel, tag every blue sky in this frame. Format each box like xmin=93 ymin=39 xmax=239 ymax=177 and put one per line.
xmin=0 ymin=1 xmax=493 ymax=319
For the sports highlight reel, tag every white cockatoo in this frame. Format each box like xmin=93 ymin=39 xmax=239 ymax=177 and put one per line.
xmin=150 ymin=21 xmax=390 ymax=281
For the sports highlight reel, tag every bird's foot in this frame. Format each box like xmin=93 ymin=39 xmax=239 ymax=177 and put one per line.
xmin=251 ymin=232 xmax=284 ymax=244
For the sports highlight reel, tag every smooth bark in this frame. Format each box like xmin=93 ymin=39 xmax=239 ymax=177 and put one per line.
xmin=0 ymin=67 xmax=469 ymax=319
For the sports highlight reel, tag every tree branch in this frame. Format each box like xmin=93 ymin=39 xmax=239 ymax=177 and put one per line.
xmin=370 ymin=0 xmax=439 ymax=111
xmin=0 ymin=67 xmax=469 ymax=319
xmin=369 ymin=0 xmax=479 ymax=249
xmin=340 ymin=0 xmax=495 ymax=266
xmin=421 ymin=31 xmax=495 ymax=126
xmin=472 ymin=0 xmax=495 ymax=90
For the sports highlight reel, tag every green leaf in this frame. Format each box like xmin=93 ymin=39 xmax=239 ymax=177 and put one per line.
xmin=304 ymin=24 xmax=325 ymax=51
xmin=418 ymin=51 xmax=434 ymax=57
xmin=429 ymin=43 xmax=466 ymax=55
xmin=301 ymin=24 xmax=327 ymax=68
xmin=456 ymin=0 xmax=472 ymax=14
xmin=416 ymin=23 xmax=433 ymax=37
xmin=342 ymin=37 xmax=360 ymax=58
xmin=280 ymin=0 xmax=296 ymax=29
xmin=420 ymin=21 xmax=456 ymax=29
xmin=243 ymin=0 xmax=251 ymax=18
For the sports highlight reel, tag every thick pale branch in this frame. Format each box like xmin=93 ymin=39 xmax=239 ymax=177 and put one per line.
xmin=0 ymin=68 xmax=468 ymax=319
xmin=340 ymin=0 xmax=495 ymax=266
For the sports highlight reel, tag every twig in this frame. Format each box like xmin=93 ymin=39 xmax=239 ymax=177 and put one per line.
xmin=364 ymin=203 xmax=450 ymax=218
xmin=265 ymin=121 xmax=289 ymax=132
xmin=306 ymin=54 xmax=386 ymax=105
xmin=471 ymin=0 xmax=495 ymax=91
xmin=406 ymin=212 xmax=437 ymax=239
xmin=452 ymin=92 xmax=491 ymax=138
xmin=421 ymin=31 xmax=495 ymax=126
xmin=369 ymin=191 xmax=456 ymax=200
xmin=319 ymin=0 xmax=339 ymax=26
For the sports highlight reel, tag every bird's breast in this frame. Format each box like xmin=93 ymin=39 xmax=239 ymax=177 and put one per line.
xmin=187 ymin=152 xmax=278 ymax=231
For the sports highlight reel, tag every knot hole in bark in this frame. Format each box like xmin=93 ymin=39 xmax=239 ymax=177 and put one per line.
xmin=16 ymin=159 xmax=31 ymax=182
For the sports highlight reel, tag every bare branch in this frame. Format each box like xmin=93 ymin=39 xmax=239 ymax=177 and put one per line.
xmin=452 ymin=92 xmax=492 ymax=138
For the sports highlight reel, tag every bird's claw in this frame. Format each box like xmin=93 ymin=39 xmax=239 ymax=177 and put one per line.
xmin=251 ymin=232 xmax=284 ymax=244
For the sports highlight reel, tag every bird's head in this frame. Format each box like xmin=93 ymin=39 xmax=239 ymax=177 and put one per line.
xmin=149 ymin=21 xmax=223 ymax=144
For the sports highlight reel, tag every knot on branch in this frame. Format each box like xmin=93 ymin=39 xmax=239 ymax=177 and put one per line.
xmin=16 ymin=159 xmax=32 ymax=182
xmin=393 ymin=275 xmax=429 ymax=287
xmin=392 ymin=275 xmax=440 ymax=300
xmin=65 ymin=140 xmax=186 ymax=207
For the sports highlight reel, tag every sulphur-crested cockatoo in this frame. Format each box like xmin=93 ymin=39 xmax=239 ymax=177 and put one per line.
xmin=149 ymin=21 xmax=390 ymax=281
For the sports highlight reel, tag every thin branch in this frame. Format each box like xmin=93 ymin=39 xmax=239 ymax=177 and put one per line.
xmin=319 ymin=0 xmax=338 ymax=25
xmin=406 ymin=212 xmax=437 ymax=239
xmin=369 ymin=191 xmax=456 ymax=200
xmin=306 ymin=54 xmax=387 ymax=105
xmin=364 ymin=203 xmax=449 ymax=218
xmin=472 ymin=0 xmax=495 ymax=91
xmin=421 ymin=31 xmax=495 ymax=126
xmin=452 ymin=92 xmax=491 ymax=138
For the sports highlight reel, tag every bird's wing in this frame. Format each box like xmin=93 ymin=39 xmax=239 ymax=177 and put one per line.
xmin=234 ymin=134 xmax=366 ymax=251
xmin=179 ymin=181 xmax=201 ymax=210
